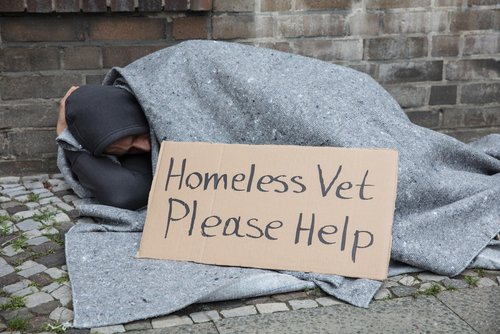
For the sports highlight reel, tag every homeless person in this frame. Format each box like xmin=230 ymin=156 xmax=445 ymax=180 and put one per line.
xmin=56 ymin=40 xmax=500 ymax=327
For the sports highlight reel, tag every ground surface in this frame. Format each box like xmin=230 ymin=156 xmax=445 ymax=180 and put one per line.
xmin=0 ymin=174 xmax=498 ymax=333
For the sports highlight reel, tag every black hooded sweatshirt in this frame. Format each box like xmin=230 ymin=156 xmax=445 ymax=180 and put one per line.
xmin=63 ymin=85 xmax=153 ymax=210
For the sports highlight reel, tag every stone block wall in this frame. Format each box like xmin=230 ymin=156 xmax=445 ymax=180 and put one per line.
xmin=0 ymin=0 xmax=499 ymax=175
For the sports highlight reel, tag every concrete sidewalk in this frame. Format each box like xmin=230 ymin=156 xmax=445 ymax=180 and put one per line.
xmin=135 ymin=286 xmax=500 ymax=333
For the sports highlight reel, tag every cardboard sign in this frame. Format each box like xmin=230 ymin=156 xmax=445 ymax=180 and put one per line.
xmin=138 ymin=142 xmax=398 ymax=281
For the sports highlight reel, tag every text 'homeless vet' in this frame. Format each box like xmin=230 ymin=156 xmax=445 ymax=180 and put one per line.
xmin=163 ymin=158 xmax=375 ymax=263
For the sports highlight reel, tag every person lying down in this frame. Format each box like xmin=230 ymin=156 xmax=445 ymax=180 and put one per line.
xmin=57 ymin=85 xmax=153 ymax=210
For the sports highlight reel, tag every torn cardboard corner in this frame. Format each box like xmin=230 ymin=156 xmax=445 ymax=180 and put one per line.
xmin=138 ymin=141 xmax=399 ymax=281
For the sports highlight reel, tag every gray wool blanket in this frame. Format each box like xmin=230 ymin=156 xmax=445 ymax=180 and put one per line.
xmin=58 ymin=40 xmax=500 ymax=328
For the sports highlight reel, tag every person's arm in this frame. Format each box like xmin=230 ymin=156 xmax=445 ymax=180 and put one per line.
xmin=64 ymin=150 xmax=153 ymax=210
xmin=57 ymin=86 xmax=79 ymax=136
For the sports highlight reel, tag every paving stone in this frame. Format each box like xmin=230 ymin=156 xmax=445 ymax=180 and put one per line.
xmin=289 ymin=299 xmax=318 ymax=310
xmin=13 ymin=209 xmax=40 ymax=220
xmin=22 ymin=175 xmax=49 ymax=183
xmin=484 ymin=270 xmax=500 ymax=275
xmin=52 ymin=183 xmax=71 ymax=193
xmin=90 ymin=325 xmax=126 ymax=333
xmin=77 ymin=217 xmax=95 ymax=225
xmin=25 ymin=229 xmax=42 ymax=238
xmin=0 ymin=297 xmax=8 ymax=305
xmin=0 ymin=186 xmax=24 ymax=194
xmin=460 ymin=269 xmax=479 ymax=277
xmin=66 ymin=210 xmax=80 ymax=220
xmin=44 ymin=227 xmax=59 ymax=235
xmin=47 ymin=179 xmax=64 ymax=186
xmin=152 ymin=314 xmax=194 ymax=328
xmin=442 ymin=278 xmax=470 ymax=289
xmin=189 ymin=310 xmax=220 ymax=323
xmin=6 ymin=190 xmax=32 ymax=198
xmin=27 ymin=315 xmax=51 ymax=333
xmin=19 ymin=264 xmax=47 ymax=278
xmin=4 ymin=280 xmax=30 ymax=293
xmin=42 ymin=282 xmax=61 ymax=293
xmin=45 ymin=267 xmax=65 ymax=279
xmin=50 ymin=306 xmax=74 ymax=322
xmin=13 ymin=195 xmax=31 ymax=203
xmin=272 ymin=291 xmax=307 ymax=302
xmin=220 ymin=305 xmax=257 ymax=318
xmin=244 ymin=296 xmax=271 ymax=305
xmin=316 ymin=296 xmax=345 ymax=306
xmin=25 ymin=292 xmax=54 ymax=308
xmin=54 ymin=212 xmax=71 ymax=223
xmin=26 ymin=236 xmax=50 ymax=246
xmin=67 ymin=329 xmax=91 ymax=334
xmin=399 ymin=276 xmax=418 ymax=286
xmin=56 ymin=202 xmax=74 ymax=212
xmin=52 ymin=174 xmax=64 ymax=179
xmin=6 ymin=205 xmax=29 ymax=215
xmin=387 ymin=274 xmax=404 ymax=282
xmin=25 ymin=202 xmax=41 ymax=209
xmin=0 ymin=264 xmax=14 ymax=277
xmin=43 ymin=205 xmax=58 ymax=213
xmin=0 ymin=258 xmax=6 ymax=266
xmin=419 ymin=282 xmax=440 ymax=292
xmin=0 ymin=196 xmax=11 ymax=203
xmin=0 ymin=307 xmax=34 ymax=321
xmin=256 ymin=302 xmax=288 ymax=314
xmin=73 ymin=199 xmax=83 ymax=209
xmin=124 ymin=320 xmax=153 ymax=331
xmin=38 ymin=191 xmax=56 ymax=199
xmin=39 ymin=197 xmax=62 ymax=205
xmin=16 ymin=219 xmax=42 ymax=231
xmin=391 ymin=286 xmax=417 ymax=297
xmin=0 ymin=209 xmax=7 ymax=216
xmin=0 ymin=272 xmax=20 ymax=288
xmin=477 ymin=277 xmax=497 ymax=287
xmin=373 ymin=288 xmax=392 ymax=300
xmin=6 ymin=252 xmax=30 ymax=265
xmin=24 ymin=182 xmax=44 ymax=190
xmin=209 ymin=299 xmax=243 ymax=308
xmin=13 ymin=286 xmax=39 ymax=297
xmin=381 ymin=280 xmax=400 ymax=288
xmin=30 ymin=241 xmax=62 ymax=253
xmin=63 ymin=195 xmax=80 ymax=203
xmin=0 ymin=177 xmax=20 ymax=184
xmin=51 ymin=285 xmax=71 ymax=306
xmin=17 ymin=260 xmax=40 ymax=271
xmin=36 ymin=250 xmax=66 ymax=268
xmin=30 ymin=300 xmax=63 ymax=315
xmin=29 ymin=273 xmax=53 ymax=287
xmin=3 ymin=245 xmax=24 ymax=257
xmin=32 ymin=188 xmax=51 ymax=195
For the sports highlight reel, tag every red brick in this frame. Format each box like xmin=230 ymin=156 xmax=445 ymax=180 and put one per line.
xmin=294 ymin=39 xmax=362 ymax=61
xmin=278 ymin=14 xmax=345 ymax=38
xmin=213 ymin=15 xmax=273 ymax=39
xmin=261 ymin=0 xmax=291 ymax=11
xmin=365 ymin=37 xmax=427 ymax=60
xmin=1 ymin=47 xmax=59 ymax=72
xmin=383 ymin=12 xmax=447 ymax=34
xmin=461 ymin=83 xmax=500 ymax=104
xmin=89 ymin=18 xmax=166 ymax=41
xmin=446 ymin=59 xmax=500 ymax=81
xmin=406 ymin=111 xmax=440 ymax=129
xmin=0 ymin=103 xmax=58 ymax=128
xmin=86 ymin=74 xmax=108 ymax=85
xmin=258 ymin=42 xmax=291 ymax=53
xmin=27 ymin=0 xmax=53 ymax=12
xmin=102 ymin=45 xmax=168 ymax=68
xmin=164 ymin=0 xmax=189 ymax=10
xmin=64 ymin=47 xmax=100 ymax=70
xmin=111 ymin=0 xmax=135 ymax=11
xmin=443 ymin=107 xmax=500 ymax=128
xmin=450 ymin=9 xmax=500 ymax=31
xmin=435 ymin=0 xmax=463 ymax=5
xmin=0 ymin=159 xmax=59 ymax=177
xmin=349 ymin=13 xmax=379 ymax=36
xmin=348 ymin=64 xmax=377 ymax=78
xmin=83 ymin=0 xmax=107 ymax=12
xmin=213 ymin=0 xmax=255 ymax=12
xmin=1 ymin=17 xmax=85 ymax=42
xmin=173 ymin=17 xmax=207 ymax=40
xmin=464 ymin=33 xmax=500 ymax=55
xmin=468 ymin=0 xmax=499 ymax=5
xmin=0 ymin=75 xmax=83 ymax=100
xmin=0 ymin=0 xmax=24 ymax=12
xmin=138 ymin=0 xmax=162 ymax=11
xmin=431 ymin=35 xmax=460 ymax=57
xmin=429 ymin=85 xmax=457 ymax=105
xmin=296 ymin=0 xmax=352 ymax=10
xmin=366 ymin=0 xmax=431 ymax=9
xmin=190 ymin=0 xmax=212 ymax=10
xmin=55 ymin=0 xmax=80 ymax=12
xmin=378 ymin=61 xmax=443 ymax=84
xmin=8 ymin=131 xmax=58 ymax=159
xmin=385 ymin=86 xmax=427 ymax=108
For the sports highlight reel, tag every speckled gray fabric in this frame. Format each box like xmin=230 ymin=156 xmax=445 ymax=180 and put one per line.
xmin=60 ymin=40 xmax=500 ymax=328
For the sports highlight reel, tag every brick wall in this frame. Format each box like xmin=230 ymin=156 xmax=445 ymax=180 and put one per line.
xmin=1 ymin=0 xmax=499 ymax=175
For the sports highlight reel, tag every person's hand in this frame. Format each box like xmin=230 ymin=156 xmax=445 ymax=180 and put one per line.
xmin=57 ymin=86 xmax=79 ymax=136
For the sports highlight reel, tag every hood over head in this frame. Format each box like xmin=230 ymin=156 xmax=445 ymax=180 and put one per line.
xmin=65 ymin=85 xmax=150 ymax=156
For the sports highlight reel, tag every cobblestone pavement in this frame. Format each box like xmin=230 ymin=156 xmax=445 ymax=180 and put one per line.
xmin=0 ymin=174 xmax=499 ymax=333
